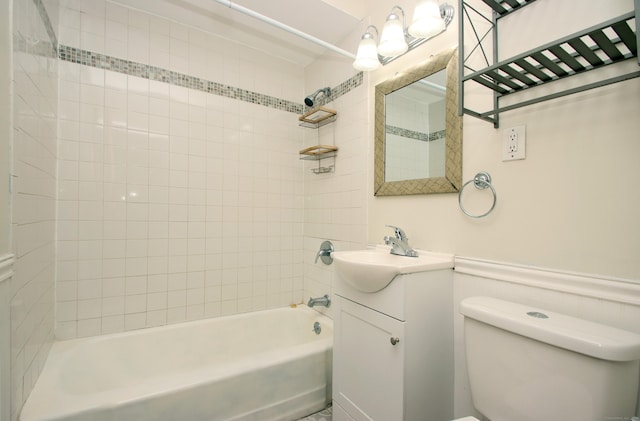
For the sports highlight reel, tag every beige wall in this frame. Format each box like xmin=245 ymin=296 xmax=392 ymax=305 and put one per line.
xmin=0 ymin=0 xmax=11 ymax=419
xmin=366 ymin=0 xmax=640 ymax=280
xmin=0 ymin=0 xmax=13 ymax=420
xmin=0 ymin=0 xmax=10 ymax=255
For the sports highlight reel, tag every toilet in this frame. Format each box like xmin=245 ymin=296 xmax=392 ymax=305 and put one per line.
xmin=452 ymin=296 xmax=640 ymax=421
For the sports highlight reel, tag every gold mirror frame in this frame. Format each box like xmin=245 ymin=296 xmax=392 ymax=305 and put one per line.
xmin=374 ymin=47 xmax=462 ymax=196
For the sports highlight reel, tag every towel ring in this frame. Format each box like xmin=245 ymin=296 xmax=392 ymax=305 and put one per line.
xmin=458 ymin=172 xmax=497 ymax=218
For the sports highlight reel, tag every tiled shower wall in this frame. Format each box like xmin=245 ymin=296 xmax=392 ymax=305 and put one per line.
xmin=55 ymin=0 xmax=310 ymax=339
xmin=301 ymin=93 xmax=369 ymax=312
xmin=11 ymin=0 xmax=59 ymax=417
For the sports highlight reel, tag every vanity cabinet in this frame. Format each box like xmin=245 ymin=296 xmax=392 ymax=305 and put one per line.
xmin=333 ymin=296 xmax=405 ymax=420
xmin=332 ymin=268 xmax=454 ymax=421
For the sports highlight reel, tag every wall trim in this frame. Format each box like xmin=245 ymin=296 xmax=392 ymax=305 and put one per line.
xmin=454 ymin=257 xmax=640 ymax=306
xmin=0 ymin=254 xmax=14 ymax=284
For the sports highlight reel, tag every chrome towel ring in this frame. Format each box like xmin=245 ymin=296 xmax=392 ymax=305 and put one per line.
xmin=458 ymin=171 xmax=497 ymax=218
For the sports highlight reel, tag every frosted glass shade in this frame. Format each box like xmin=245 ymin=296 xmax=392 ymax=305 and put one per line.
xmin=353 ymin=35 xmax=380 ymax=71
xmin=409 ymin=0 xmax=445 ymax=38
xmin=378 ymin=16 xmax=408 ymax=57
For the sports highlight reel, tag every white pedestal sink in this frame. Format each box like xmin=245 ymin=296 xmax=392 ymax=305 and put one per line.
xmin=331 ymin=245 xmax=454 ymax=293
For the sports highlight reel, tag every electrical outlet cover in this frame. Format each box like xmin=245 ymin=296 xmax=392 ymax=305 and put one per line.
xmin=502 ymin=125 xmax=526 ymax=161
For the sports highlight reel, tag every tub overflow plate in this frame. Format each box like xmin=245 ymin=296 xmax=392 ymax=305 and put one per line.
xmin=527 ymin=311 xmax=549 ymax=319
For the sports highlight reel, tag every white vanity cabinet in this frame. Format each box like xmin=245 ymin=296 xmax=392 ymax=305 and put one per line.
xmin=332 ymin=268 xmax=453 ymax=421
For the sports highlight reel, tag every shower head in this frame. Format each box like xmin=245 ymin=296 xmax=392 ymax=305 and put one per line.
xmin=304 ymin=87 xmax=331 ymax=107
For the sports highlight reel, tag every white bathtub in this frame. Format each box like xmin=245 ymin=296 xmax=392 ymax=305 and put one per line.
xmin=20 ymin=306 xmax=333 ymax=421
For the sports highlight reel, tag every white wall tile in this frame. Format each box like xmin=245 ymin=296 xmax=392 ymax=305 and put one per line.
xmin=101 ymin=315 xmax=124 ymax=334
xmin=102 ymin=276 xmax=125 ymax=297
xmin=78 ymin=299 xmax=102 ymax=319
xmin=124 ymin=313 xmax=146 ymax=331
xmin=54 ymin=0 xmax=308 ymax=342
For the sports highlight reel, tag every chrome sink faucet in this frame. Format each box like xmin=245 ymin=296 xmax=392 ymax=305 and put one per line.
xmin=384 ymin=225 xmax=418 ymax=257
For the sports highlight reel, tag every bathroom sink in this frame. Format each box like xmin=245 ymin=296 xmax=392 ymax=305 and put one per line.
xmin=331 ymin=246 xmax=454 ymax=293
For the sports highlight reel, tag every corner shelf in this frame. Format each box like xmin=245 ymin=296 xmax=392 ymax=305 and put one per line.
xmin=299 ymin=107 xmax=338 ymax=174
xmin=299 ymin=144 xmax=338 ymax=160
xmin=299 ymin=144 xmax=338 ymax=174
xmin=298 ymin=106 xmax=337 ymax=129
xmin=459 ymin=0 xmax=639 ymax=127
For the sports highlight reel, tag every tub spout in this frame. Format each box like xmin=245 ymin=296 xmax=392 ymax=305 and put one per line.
xmin=307 ymin=294 xmax=331 ymax=308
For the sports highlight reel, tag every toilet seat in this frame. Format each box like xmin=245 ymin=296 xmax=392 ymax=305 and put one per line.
xmin=452 ymin=417 xmax=480 ymax=421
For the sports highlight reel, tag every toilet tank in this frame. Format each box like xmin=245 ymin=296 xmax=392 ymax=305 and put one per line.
xmin=460 ymin=296 xmax=640 ymax=421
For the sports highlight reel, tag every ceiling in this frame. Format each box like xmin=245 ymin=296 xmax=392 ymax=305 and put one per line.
xmin=110 ymin=0 xmax=365 ymax=66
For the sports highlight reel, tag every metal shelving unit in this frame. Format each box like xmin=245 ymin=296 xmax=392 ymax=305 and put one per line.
xmin=459 ymin=0 xmax=639 ymax=127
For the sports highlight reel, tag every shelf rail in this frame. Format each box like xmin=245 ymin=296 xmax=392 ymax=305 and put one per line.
xmin=459 ymin=0 xmax=639 ymax=127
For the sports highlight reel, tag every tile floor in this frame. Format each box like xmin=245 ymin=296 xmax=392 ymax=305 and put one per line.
xmin=297 ymin=405 xmax=332 ymax=421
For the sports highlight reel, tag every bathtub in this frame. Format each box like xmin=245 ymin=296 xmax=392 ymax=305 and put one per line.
xmin=20 ymin=305 xmax=333 ymax=421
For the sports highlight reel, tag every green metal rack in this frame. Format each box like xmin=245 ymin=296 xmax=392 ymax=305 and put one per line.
xmin=458 ymin=0 xmax=639 ymax=127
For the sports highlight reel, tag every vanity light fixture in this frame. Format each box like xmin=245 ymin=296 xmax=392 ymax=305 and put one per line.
xmin=353 ymin=0 xmax=454 ymax=71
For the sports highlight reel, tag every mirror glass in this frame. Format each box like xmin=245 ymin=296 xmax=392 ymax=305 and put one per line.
xmin=374 ymin=48 xmax=462 ymax=196
xmin=384 ymin=69 xmax=446 ymax=182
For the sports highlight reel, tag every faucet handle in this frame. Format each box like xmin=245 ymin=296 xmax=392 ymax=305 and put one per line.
xmin=315 ymin=249 xmax=330 ymax=263
xmin=315 ymin=240 xmax=334 ymax=265
xmin=385 ymin=225 xmax=407 ymax=241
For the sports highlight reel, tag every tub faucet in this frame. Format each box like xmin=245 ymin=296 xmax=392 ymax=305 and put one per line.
xmin=307 ymin=294 xmax=331 ymax=308
xmin=384 ymin=225 xmax=418 ymax=257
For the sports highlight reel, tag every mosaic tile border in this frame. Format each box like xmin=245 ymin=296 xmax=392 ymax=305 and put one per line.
xmin=308 ymin=72 xmax=364 ymax=110
xmin=386 ymin=124 xmax=446 ymax=142
xmin=61 ymin=44 xmax=363 ymax=114
xmin=30 ymin=0 xmax=363 ymax=115
xmin=58 ymin=44 xmax=310 ymax=113
xmin=57 ymin=44 xmax=363 ymax=114
xmin=13 ymin=37 xmax=58 ymax=59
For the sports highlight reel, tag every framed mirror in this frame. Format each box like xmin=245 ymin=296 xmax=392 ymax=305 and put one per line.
xmin=374 ymin=47 xmax=462 ymax=196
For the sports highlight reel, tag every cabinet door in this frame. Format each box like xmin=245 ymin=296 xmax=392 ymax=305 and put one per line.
xmin=333 ymin=295 xmax=405 ymax=421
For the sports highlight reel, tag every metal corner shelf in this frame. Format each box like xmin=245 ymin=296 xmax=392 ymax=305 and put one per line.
xmin=458 ymin=0 xmax=639 ymax=127
xmin=298 ymin=145 xmax=338 ymax=161
xmin=298 ymin=107 xmax=338 ymax=174
xmin=298 ymin=106 xmax=337 ymax=129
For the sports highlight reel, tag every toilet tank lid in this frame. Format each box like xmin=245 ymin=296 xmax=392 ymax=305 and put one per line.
xmin=460 ymin=296 xmax=640 ymax=362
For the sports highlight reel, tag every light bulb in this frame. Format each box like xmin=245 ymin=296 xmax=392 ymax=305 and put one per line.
xmin=378 ymin=13 xmax=408 ymax=57
xmin=409 ymin=0 xmax=445 ymax=39
xmin=353 ymin=33 xmax=381 ymax=71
